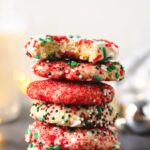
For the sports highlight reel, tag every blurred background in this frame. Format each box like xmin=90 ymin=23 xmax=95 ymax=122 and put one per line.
xmin=0 ymin=0 xmax=150 ymax=150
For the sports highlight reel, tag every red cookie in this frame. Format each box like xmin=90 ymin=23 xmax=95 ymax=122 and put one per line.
xmin=33 ymin=60 xmax=124 ymax=81
xmin=27 ymin=80 xmax=114 ymax=105
xmin=25 ymin=121 xmax=120 ymax=150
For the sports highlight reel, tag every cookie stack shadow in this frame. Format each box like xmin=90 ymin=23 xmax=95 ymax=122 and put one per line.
xmin=24 ymin=35 xmax=125 ymax=150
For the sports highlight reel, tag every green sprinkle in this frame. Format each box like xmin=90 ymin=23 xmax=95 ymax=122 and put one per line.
xmin=33 ymin=103 xmax=37 ymax=106
xmin=79 ymin=114 xmax=82 ymax=118
xmin=77 ymin=72 xmax=81 ymax=76
xmin=52 ymin=117 xmax=55 ymax=120
xmin=61 ymin=116 xmax=65 ymax=119
xmin=43 ymin=41 xmax=47 ymax=44
xmin=38 ymin=117 xmax=44 ymax=121
xmin=69 ymin=35 xmax=74 ymax=38
xmin=55 ymin=110 xmax=58 ymax=113
xmin=38 ymin=37 xmax=53 ymax=45
xmin=39 ymin=142 xmax=43 ymax=146
xmin=28 ymin=143 xmax=33 ymax=148
xmin=77 ymin=63 xmax=81 ymax=66
xmin=34 ymin=55 xmax=40 ymax=59
xmin=93 ymin=120 xmax=96 ymax=125
xmin=67 ymin=61 xmax=71 ymax=66
xmin=96 ymin=106 xmax=103 ymax=114
xmin=47 ymin=53 xmax=57 ymax=61
xmin=65 ymin=111 xmax=68 ymax=113
xmin=112 ymin=131 xmax=116 ymax=135
xmin=45 ymin=37 xmax=54 ymax=42
xmin=103 ymin=131 xmax=107 ymax=136
xmin=115 ymin=72 xmax=120 ymax=79
xmin=94 ymin=65 xmax=99 ymax=70
xmin=110 ymin=66 xmax=116 ymax=70
xmin=65 ymin=120 xmax=68 ymax=123
xmin=25 ymin=130 xmax=28 ymax=135
xmin=25 ymin=129 xmax=31 ymax=135
xmin=38 ymin=37 xmax=45 ymax=42
xmin=37 ymin=106 xmax=40 ymax=112
xmin=48 ymin=145 xmax=60 ymax=150
xmin=68 ymin=128 xmax=76 ymax=132
xmin=121 ymin=64 xmax=124 ymax=70
xmin=104 ymin=56 xmax=112 ymax=61
xmin=33 ymin=132 xmax=38 ymax=139
xmin=70 ymin=61 xmax=77 ymax=67
xmin=68 ymin=114 xmax=71 ymax=118
xmin=93 ymin=75 xmax=101 ymax=81
xmin=107 ymin=66 xmax=116 ymax=72
xmin=112 ymin=144 xmax=119 ymax=150
xmin=85 ymin=120 xmax=90 ymax=127
xmin=91 ymin=130 xmax=95 ymax=134
xmin=97 ymin=131 xmax=100 ymax=134
xmin=113 ymin=62 xmax=119 ymax=65
xmin=44 ymin=112 xmax=49 ymax=118
xmin=102 ymin=118 xmax=105 ymax=121
xmin=99 ymin=46 xmax=111 ymax=61
xmin=102 ymin=47 xmax=107 ymax=59
xmin=98 ymin=46 xmax=102 ymax=50
xmin=108 ymin=108 xmax=113 ymax=114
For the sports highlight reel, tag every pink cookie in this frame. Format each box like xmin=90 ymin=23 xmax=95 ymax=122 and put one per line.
xmin=33 ymin=60 xmax=124 ymax=81
xmin=25 ymin=121 xmax=120 ymax=150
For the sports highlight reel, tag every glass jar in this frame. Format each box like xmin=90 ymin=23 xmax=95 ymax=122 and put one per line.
xmin=0 ymin=0 xmax=27 ymax=123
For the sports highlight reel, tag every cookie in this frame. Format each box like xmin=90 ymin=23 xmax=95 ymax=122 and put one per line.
xmin=30 ymin=101 xmax=117 ymax=128
xmin=25 ymin=35 xmax=118 ymax=63
xmin=33 ymin=60 xmax=124 ymax=81
xmin=25 ymin=121 xmax=120 ymax=150
xmin=27 ymin=143 xmax=38 ymax=150
xmin=27 ymin=142 xmax=120 ymax=150
xmin=27 ymin=80 xmax=114 ymax=105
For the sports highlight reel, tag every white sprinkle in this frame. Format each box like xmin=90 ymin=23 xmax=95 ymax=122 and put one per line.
xmin=71 ymin=120 xmax=81 ymax=127
xmin=71 ymin=138 xmax=77 ymax=144
xmin=101 ymin=65 xmax=107 ymax=71
xmin=71 ymin=69 xmax=75 ymax=72
xmin=87 ymin=131 xmax=92 ymax=137
xmin=79 ymin=75 xmax=83 ymax=79
xmin=65 ymin=70 xmax=69 ymax=73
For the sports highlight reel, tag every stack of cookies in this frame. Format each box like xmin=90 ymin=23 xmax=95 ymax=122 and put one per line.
xmin=24 ymin=35 xmax=125 ymax=150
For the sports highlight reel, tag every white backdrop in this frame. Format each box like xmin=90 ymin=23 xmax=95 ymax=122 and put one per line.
xmin=1 ymin=0 xmax=150 ymax=60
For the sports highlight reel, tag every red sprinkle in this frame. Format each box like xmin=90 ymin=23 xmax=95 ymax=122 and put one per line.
xmin=26 ymin=51 xmax=32 ymax=58
xmin=51 ymin=36 xmax=69 ymax=42
xmin=93 ymin=55 xmax=102 ymax=63
xmin=33 ymin=40 xmax=38 ymax=48
xmin=78 ymin=39 xmax=94 ymax=46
